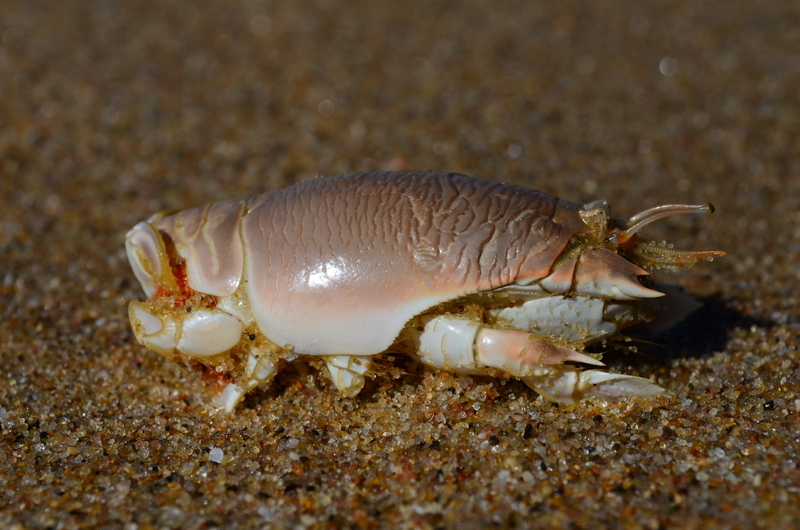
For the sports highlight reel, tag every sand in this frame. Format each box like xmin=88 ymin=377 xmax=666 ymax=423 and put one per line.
xmin=1 ymin=1 xmax=799 ymax=528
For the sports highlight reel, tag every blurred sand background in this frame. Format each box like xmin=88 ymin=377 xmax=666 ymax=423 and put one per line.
xmin=1 ymin=1 xmax=799 ymax=528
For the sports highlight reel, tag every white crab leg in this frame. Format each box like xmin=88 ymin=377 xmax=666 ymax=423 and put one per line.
xmin=411 ymin=315 xmax=665 ymax=404
xmin=215 ymin=346 xmax=280 ymax=412
xmin=323 ymin=355 xmax=371 ymax=397
xmin=156 ymin=198 xmax=247 ymax=297
xmin=215 ymin=384 xmax=247 ymax=413
xmin=125 ymin=222 xmax=164 ymax=298
xmin=414 ymin=316 xmax=484 ymax=374
xmin=245 ymin=354 xmax=277 ymax=387
xmin=412 ymin=315 xmax=603 ymax=373
xmin=475 ymin=328 xmax=605 ymax=373
xmin=521 ymin=366 xmax=665 ymax=404
xmin=491 ymin=296 xmax=618 ymax=344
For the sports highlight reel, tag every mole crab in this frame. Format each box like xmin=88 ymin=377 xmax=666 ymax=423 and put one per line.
xmin=125 ymin=172 xmax=724 ymax=411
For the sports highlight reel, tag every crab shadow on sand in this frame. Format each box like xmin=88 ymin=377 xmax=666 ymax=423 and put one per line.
xmin=607 ymin=293 xmax=771 ymax=371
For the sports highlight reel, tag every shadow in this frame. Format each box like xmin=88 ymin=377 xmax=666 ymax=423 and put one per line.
xmin=603 ymin=294 xmax=772 ymax=370
xmin=239 ymin=360 xmax=319 ymax=407
xmin=353 ymin=353 xmax=427 ymax=402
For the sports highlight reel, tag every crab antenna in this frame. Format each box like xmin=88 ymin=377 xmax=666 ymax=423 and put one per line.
xmin=617 ymin=203 xmax=715 ymax=244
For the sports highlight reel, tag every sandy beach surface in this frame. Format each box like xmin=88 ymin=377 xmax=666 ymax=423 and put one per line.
xmin=1 ymin=1 xmax=799 ymax=528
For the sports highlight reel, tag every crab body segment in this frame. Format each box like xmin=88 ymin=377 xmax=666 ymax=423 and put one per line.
xmin=126 ymin=172 xmax=724 ymax=411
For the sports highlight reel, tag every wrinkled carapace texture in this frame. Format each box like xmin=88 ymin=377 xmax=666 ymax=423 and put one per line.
xmin=153 ymin=172 xmax=588 ymax=356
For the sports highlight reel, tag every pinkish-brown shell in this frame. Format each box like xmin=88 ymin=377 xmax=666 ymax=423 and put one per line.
xmin=239 ymin=172 xmax=587 ymax=356
xmin=156 ymin=198 xmax=248 ymax=297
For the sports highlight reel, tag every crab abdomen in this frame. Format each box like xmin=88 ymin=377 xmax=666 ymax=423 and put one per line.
xmin=241 ymin=172 xmax=587 ymax=356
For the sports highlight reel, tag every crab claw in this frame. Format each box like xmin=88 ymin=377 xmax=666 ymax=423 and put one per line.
xmin=129 ymin=301 xmax=178 ymax=356
xmin=129 ymin=302 xmax=244 ymax=359
xmin=522 ymin=366 xmax=666 ymax=404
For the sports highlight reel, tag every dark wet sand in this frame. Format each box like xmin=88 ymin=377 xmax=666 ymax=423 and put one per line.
xmin=2 ymin=1 xmax=799 ymax=528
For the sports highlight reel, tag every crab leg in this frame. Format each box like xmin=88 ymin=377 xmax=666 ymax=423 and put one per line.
xmin=215 ymin=347 xmax=281 ymax=412
xmin=521 ymin=367 xmax=666 ymax=404
xmin=411 ymin=315 xmax=664 ymax=404
xmin=411 ymin=315 xmax=602 ymax=375
xmin=474 ymin=328 xmax=604 ymax=372
xmin=324 ymin=355 xmax=372 ymax=397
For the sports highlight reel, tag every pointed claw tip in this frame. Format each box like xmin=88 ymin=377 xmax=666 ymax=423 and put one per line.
xmin=582 ymin=371 xmax=666 ymax=400
xmin=565 ymin=350 xmax=605 ymax=366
